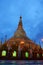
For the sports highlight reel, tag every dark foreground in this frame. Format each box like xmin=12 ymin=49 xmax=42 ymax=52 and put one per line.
xmin=0 ymin=60 xmax=43 ymax=65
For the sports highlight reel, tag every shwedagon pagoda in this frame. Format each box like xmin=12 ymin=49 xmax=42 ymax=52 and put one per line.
xmin=0 ymin=16 xmax=43 ymax=60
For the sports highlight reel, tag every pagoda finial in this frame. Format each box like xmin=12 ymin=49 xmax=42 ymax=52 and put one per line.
xmin=18 ymin=16 xmax=23 ymax=29
xmin=20 ymin=16 xmax=22 ymax=20
xmin=19 ymin=16 xmax=22 ymax=24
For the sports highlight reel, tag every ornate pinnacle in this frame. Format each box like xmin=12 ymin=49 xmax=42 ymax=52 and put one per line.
xmin=18 ymin=16 xmax=23 ymax=29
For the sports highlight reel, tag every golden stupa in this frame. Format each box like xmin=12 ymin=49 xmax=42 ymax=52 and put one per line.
xmin=0 ymin=16 xmax=43 ymax=60
xmin=2 ymin=16 xmax=40 ymax=50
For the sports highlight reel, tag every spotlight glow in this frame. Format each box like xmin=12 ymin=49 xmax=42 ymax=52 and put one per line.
xmin=2 ymin=50 xmax=6 ymax=56
xmin=13 ymin=51 xmax=16 ymax=57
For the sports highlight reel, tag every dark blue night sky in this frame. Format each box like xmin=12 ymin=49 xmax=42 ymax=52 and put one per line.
xmin=0 ymin=0 xmax=43 ymax=48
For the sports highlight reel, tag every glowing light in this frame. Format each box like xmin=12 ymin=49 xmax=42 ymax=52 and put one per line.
xmin=13 ymin=51 xmax=16 ymax=57
xmin=20 ymin=41 xmax=24 ymax=44
xmin=2 ymin=50 xmax=6 ymax=56
xmin=25 ymin=52 xmax=29 ymax=58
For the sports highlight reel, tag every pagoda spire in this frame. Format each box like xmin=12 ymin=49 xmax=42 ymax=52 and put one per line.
xmin=18 ymin=16 xmax=23 ymax=29
xmin=0 ymin=40 xmax=2 ymax=48
xmin=14 ymin=16 xmax=26 ymax=38
xmin=4 ymin=35 xmax=7 ymax=43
